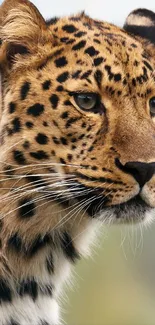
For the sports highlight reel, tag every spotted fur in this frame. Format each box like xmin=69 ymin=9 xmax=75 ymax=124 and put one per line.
xmin=0 ymin=1 xmax=155 ymax=324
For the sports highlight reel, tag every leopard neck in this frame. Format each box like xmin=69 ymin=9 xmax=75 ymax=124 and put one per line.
xmin=0 ymin=218 xmax=99 ymax=325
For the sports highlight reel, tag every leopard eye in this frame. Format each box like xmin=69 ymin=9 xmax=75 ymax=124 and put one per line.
xmin=73 ymin=93 xmax=98 ymax=111
xmin=149 ymin=97 xmax=155 ymax=116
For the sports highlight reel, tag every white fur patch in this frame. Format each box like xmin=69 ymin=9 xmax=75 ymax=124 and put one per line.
xmin=0 ymin=296 xmax=59 ymax=325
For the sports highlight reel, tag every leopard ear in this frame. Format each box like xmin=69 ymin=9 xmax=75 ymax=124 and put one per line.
xmin=124 ymin=8 xmax=155 ymax=44
xmin=0 ymin=0 xmax=50 ymax=69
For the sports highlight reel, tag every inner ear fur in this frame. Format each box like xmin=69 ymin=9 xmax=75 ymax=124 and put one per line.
xmin=0 ymin=0 xmax=51 ymax=67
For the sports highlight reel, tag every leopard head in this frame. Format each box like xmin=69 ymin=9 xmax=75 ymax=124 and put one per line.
xmin=0 ymin=1 xmax=155 ymax=233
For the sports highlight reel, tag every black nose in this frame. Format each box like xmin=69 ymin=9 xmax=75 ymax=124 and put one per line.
xmin=116 ymin=159 xmax=155 ymax=188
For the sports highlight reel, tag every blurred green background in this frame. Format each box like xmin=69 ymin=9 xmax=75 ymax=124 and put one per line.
xmin=62 ymin=224 xmax=155 ymax=325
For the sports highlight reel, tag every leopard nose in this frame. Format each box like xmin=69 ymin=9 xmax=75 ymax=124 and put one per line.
xmin=116 ymin=159 xmax=155 ymax=188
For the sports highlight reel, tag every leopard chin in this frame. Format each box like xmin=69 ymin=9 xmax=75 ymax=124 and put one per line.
xmin=98 ymin=195 xmax=155 ymax=225
xmin=73 ymin=182 xmax=154 ymax=224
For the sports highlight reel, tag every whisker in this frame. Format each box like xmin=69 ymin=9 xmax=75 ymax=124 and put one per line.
xmin=2 ymin=139 xmax=23 ymax=155
xmin=53 ymin=196 xmax=94 ymax=230
xmin=0 ymin=160 xmax=84 ymax=170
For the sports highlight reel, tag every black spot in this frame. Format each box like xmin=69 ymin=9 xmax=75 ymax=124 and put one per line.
xmin=19 ymin=198 xmax=36 ymax=219
xmin=105 ymin=65 xmax=121 ymax=82
xmin=76 ymin=59 xmax=84 ymax=65
xmin=51 ymin=150 xmax=56 ymax=156
xmin=81 ymin=122 xmax=86 ymax=128
xmin=8 ymin=233 xmax=52 ymax=257
xmin=8 ymin=233 xmax=22 ymax=253
xmin=94 ymin=70 xmax=103 ymax=88
xmin=27 ymin=103 xmax=44 ymax=117
xmin=74 ymin=31 xmax=86 ymax=37
xmin=55 ymin=56 xmax=68 ymax=67
xmin=52 ymin=136 xmax=60 ymax=145
xmin=92 ymin=166 xmax=98 ymax=171
xmin=38 ymin=49 xmax=64 ymax=70
xmin=81 ymin=70 xmax=92 ymax=79
xmin=42 ymin=80 xmax=51 ymax=90
xmin=43 ymin=121 xmax=48 ymax=127
xmin=67 ymin=132 xmax=73 ymax=137
xmin=26 ymin=121 xmax=34 ymax=128
xmin=66 ymin=117 xmax=80 ymax=128
xmin=65 ymin=38 xmax=75 ymax=45
xmin=60 ymin=137 xmax=68 ymax=145
xmin=123 ymin=79 xmax=127 ymax=85
xmin=93 ymin=38 xmax=101 ymax=44
xmin=60 ymin=232 xmax=80 ymax=262
xmin=9 ymin=102 xmax=16 ymax=114
xmin=30 ymin=151 xmax=49 ymax=160
xmin=35 ymin=133 xmax=49 ymax=145
xmin=0 ymin=279 xmax=12 ymax=303
xmin=13 ymin=150 xmax=26 ymax=165
xmin=21 ymin=81 xmax=31 ymax=100
xmin=53 ymin=120 xmax=59 ymax=127
xmin=11 ymin=117 xmax=21 ymax=133
xmin=102 ymin=167 xmax=112 ymax=172
xmin=60 ymin=37 xmax=69 ymax=43
xmin=46 ymin=253 xmax=54 ymax=274
xmin=87 ymin=126 xmax=92 ymax=132
xmin=143 ymin=60 xmax=153 ymax=71
xmin=71 ymin=137 xmax=77 ymax=143
xmin=85 ymin=46 xmax=99 ymax=56
xmin=60 ymin=158 xmax=66 ymax=164
xmin=132 ymin=78 xmax=136 ymax=87
xmin=114 ymin=74 xmax=121 ymax=82
xmin=94 ymin=57 xmax=104 ymax=66
xmin=62 ymin=24 xmax=78 ymax=33
xmin=57 ymin=72 xmax=69 ymax=83
xmin=23 ymin=141 xmax=30 ymax=149
xmin=130 ymin=43 xmax=137 ymax=48
xmin=72 ymin=40 xmax=86 ymax=51
xmin=67 ymin=154 xmax=73 ymax=161
xmin=56 ymin=85 xmax=64 ymax=92
xmin=18 ymin=279 xmax=38 ymax=301
xmin=49 ymin=94 xmax=59 ymax=109
xmin=28 ymin=234 xmax=52 ymax=257
xmin=72 ymin=70 xmax=82 ymax=79
xmin=78 ymin=133 xmax=85 ymax=140
xmin=88 ymin=145 xmax=94 ymax=152
xmin=64 ymin=100 xmax=71 ymax=106
xmin=61 ymin=111 xmax=69 ymax=119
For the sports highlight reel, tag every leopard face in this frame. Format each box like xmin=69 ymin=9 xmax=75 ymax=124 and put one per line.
xmin=0 ymin=2 xmax=155 ymax=233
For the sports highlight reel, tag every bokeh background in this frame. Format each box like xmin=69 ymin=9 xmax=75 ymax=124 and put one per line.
xmin=1 ymin=0 xmax=155 ymax=324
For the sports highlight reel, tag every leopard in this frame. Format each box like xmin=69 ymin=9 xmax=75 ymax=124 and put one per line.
xmin=0 ymin=1 xmax=155 ymax=324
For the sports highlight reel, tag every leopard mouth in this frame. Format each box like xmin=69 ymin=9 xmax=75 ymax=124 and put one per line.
xmin=71 ymin=181 xmax=153 ymax=223
xmin=109 ymin=195 xmax=151 ymax=223
xmin=95 ymin=195 xmax=151 ymax=223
